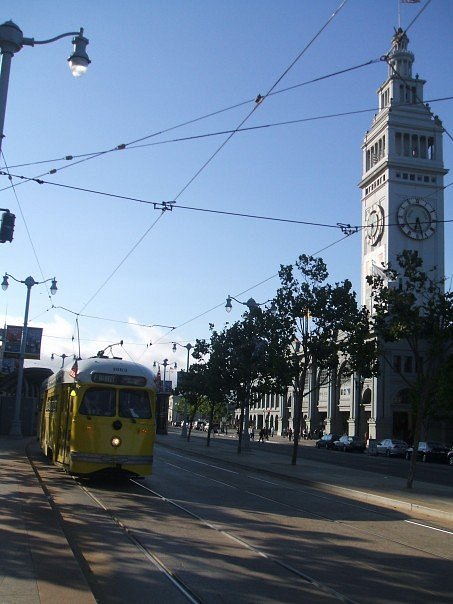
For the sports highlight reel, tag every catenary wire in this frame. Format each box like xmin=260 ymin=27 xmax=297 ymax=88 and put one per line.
xmin=171 ymin=0 xmax=349 ymax=202
xmin=0 ymin=153 xmax=55 ymax=303
xmin=1 ymin=169 xmax=451 ymax=231
xmin=0 ymin=96 xmax=453 ymax=192
xmin=0 ymin=59 xmax=382 ymax=173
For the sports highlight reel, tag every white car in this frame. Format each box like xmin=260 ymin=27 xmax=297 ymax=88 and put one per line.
xmin=376 ymin=438 xmax=408 ymax=457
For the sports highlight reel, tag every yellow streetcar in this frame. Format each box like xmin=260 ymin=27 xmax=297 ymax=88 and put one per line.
xmin=39 ymin=355 xmax=156 ymax=477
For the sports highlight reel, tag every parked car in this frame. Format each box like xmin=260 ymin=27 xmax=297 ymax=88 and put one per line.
xmin=334 ymin=435 xmax=366 ymax=453
xmin=376 ymin=438 xmax=409 ymax=457
xmin=315 ymin=434 xmax=337 ymax=449
xmin=405 ymin=441 xmax=450 ymax=463
xmin=448 ymin=450 xmax=453 ymax=467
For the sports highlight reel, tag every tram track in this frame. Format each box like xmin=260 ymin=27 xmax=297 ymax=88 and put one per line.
xmin=26 ymin=440 xmax=453 ymax=603
xmin=27 ymin=442 xmax=356 ymax=603
xmin=128 ymin=478 xmax=358 ymax=604
xmin=71 ymin=474 xmax=358 ymax=603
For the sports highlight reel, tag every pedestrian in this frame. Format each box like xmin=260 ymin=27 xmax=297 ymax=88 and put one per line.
xmin=250 ymin=427 xmax=255 ymax=441
xmin=288 ymin=428 xmax=293 ymax=441
xmin=271 ymin=426 xmax=274 ymax=438
xmin=259 ymin=428 xmax=265 ymax=443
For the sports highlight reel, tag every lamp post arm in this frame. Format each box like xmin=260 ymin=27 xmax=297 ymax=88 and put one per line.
xmin=0 ymin=21 xmax=90 ymax=157
xmin=30 ymin=30 xmax=83 ymax=46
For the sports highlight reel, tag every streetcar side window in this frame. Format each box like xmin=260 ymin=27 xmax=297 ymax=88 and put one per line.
xmin=119 ymin=390 xmax=152 ymax=419
xmin=79 ymin=388 xmax=115 ymax=416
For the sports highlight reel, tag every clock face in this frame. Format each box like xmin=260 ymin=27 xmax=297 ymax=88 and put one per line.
xmin=366 ymin=205 xmax=385 ymax=245
xmin=397 ymin=197 xmax=436 ymax=240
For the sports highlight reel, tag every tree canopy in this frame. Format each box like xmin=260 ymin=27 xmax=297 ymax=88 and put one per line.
xmin=366 ymin=250 xmax=453 ymax=488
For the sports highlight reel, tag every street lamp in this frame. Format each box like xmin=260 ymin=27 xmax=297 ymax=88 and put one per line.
xmin=171 ymin=342 xmax=193 ymax=437
xmin=225 ymin=295 xmax=276 ymax=314
xmin=153 ymin=359 xmax=177 ymax=392
xmin=0 ymin=20 xmax=90 ymax=157
xmin=171 ymin=341 xmax=193 ymax=372
xmin=51 ymin=352 xmax=75 ymax=368
xmin=2 ymin=272 xmax=57 ymax=436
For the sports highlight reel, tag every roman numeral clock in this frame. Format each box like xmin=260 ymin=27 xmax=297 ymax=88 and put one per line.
xmin=397 ymin=196 xmax=436 ymax=240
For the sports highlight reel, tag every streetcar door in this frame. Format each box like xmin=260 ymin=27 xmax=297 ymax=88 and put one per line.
xmin=58 ymin=387 xmax=73 ymax=465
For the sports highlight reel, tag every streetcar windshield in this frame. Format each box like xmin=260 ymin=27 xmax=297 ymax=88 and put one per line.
xmin=119 ymin=390 xmax=152 ymax=419
xmin=79 ymin=388 xmax=116 ymax=416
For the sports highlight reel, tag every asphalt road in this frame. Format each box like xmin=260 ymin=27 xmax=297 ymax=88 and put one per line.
xmin=29 ymin=434 xmax=453 ymax=604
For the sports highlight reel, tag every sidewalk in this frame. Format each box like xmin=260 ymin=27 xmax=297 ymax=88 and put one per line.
xmin=0 ymin=436 xmax=96 ymax=604
xmin=160 ymin=428 xmax=453 ymax=523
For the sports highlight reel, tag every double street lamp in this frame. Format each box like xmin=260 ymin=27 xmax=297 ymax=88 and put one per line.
xmin=0 ymin=20 xmax=90 ymax=157
xmin=171 ymin=342 xmax=193 ymax=437
xmin=153 ymin=359 xmax=177 ymax=393
xmin=2 ymin=273 xmax=57 ymax=436
xmin=51 ymin=352 xmax=75 ymax=368
xmin=171 ymin=341 xmax=193 ymax=372
xmin=225 ymin=295 xmax=276 ymax=314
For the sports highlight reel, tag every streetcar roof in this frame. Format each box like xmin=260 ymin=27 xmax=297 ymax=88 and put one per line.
xmin=41 ymin=357 xmax=157 ymax=390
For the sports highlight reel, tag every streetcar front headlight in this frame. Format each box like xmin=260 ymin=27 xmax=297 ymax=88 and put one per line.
xmin=111 ymin=436 xmax=121 ymax=448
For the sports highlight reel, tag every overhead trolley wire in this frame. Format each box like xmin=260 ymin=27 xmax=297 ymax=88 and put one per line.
xmin=2 ymin=92 xmax=452 ymax=174
xmin=0 ymin=153 xmax=56 ymax=304
xmin=172 ymin=231 xmax=355 ymax=333
xmin=171 ymin=0 xmax=350 ymax=202
xmin=0 ymin=55 xmax=376 ymax=180
xmin=1 ymin=168 xmax=452 ymax=231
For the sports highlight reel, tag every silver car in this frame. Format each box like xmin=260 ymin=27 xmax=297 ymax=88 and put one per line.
xmin=376 ymin=438 xmax=408 ymax=457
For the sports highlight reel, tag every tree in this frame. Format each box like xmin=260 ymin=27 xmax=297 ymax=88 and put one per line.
xmin=366 ymin=250 xmax=453 ymax=488
xmin=221 ymin=308 xmax=288 ymax=453
xmin=274 ymin=254 xmax=378 ymax=465
xmin=195 ymin=307 xmax=287 ymax=453
xmin=175 ymin=366 xmax=208 ymax=440
xmin=191 ymin=328 xmax=235 ymax=447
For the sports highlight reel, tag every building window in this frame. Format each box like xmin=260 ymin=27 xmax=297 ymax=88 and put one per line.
xmin=404 ymin=356 xmax=413 ymax=373
xmin=393 ymin=356 xmax=402 ymax=373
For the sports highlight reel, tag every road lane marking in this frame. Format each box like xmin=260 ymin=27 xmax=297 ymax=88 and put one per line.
xmin=405 ymin=520 xmax=453 ymax=535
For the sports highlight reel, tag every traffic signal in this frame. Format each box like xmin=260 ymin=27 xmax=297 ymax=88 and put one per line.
xmin=0 ymin=212 xmax=15 ymax=243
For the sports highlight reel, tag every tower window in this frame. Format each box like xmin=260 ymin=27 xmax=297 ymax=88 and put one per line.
xmin=428 ymin=137 xmax=435 ymax=160
xmin=420 ymin=136 xmax=427 ymax=158
xmin=403 ymin=133 xmax=410 ymax=156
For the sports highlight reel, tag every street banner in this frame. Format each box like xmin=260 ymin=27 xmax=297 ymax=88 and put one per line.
xmin=3 ymin=325 xmax=43 ymax=359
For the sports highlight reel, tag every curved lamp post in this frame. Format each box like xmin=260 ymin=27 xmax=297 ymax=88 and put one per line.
xmin=225 ymin=295 xmax=276 ymax=314
xmin=171 ymin=341 xmax=193 ymax=372
xmin=171 ymin=342 xmax=193 ymax=437
xmin=0 ymin=20 xmax=90 ymax=158
xmin=51 ymin=352 xmax=75 ymax=368
xmin=2 ymin=273 xmax=57 ymax=436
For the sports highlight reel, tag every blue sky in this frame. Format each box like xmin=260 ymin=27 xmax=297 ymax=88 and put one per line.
xmin=1 ymin=0 xmax=452 ymax=376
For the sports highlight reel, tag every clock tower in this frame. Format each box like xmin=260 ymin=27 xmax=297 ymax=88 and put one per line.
xmin=360 ymin=28 xmax=447 ymax=310
xmin=358 ymin=29 xmax=448 ymax=440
